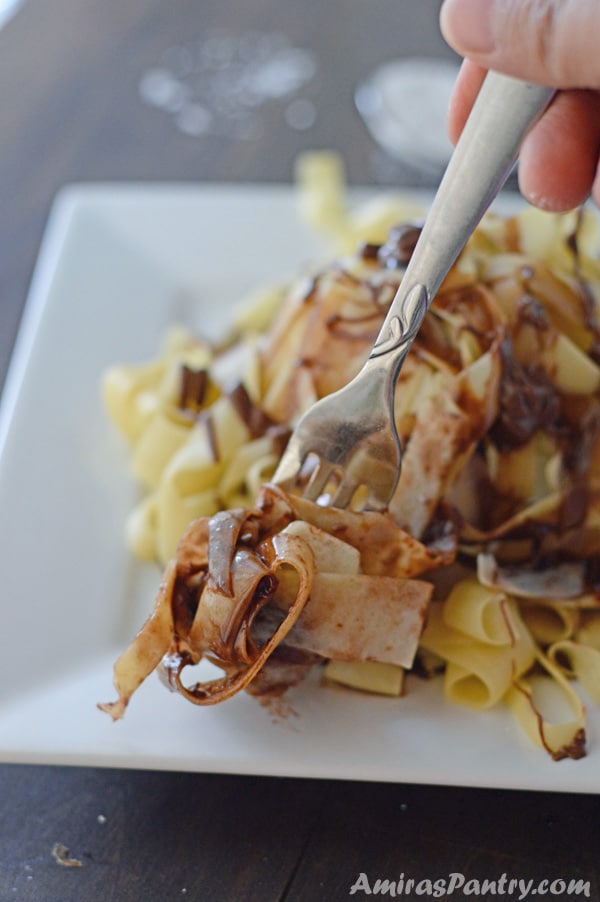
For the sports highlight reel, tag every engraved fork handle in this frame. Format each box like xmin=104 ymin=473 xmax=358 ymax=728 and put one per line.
xmin=367 ymin=71 xmax=555 ymax=377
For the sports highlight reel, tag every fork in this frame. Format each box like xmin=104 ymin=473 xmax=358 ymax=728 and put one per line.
xmin=273 ymin=72 xmax=554 ymax=511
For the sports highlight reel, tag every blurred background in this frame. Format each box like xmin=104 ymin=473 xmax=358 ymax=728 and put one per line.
xmin=0 ymin=0 xmax=461 ymax=391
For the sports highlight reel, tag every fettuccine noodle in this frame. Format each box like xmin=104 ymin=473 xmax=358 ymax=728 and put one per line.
xmin=100 ymin=152 xmax=600 ymax=760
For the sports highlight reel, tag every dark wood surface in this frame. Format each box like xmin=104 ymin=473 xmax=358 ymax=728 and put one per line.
xmin=0 ymin=2 xmax=598 ymax=900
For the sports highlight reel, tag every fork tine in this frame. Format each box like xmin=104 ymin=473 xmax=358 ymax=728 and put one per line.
xmin=331 ymin=476 xmax=358 ymax=509
xmin=302 ymin=458 xmax=335 ymax=502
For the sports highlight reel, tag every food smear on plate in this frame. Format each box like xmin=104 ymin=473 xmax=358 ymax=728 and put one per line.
xmin=100 ymin=154 xmax=600 ymax=760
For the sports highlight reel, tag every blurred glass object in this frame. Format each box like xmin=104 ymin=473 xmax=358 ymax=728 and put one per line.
xmin=355 ymin=57 xmax=460 ymax=182
xmin=0 ymin=0 xmax=24 ymax=29
xmin=138 ymin=29 xmax=319 ymax=141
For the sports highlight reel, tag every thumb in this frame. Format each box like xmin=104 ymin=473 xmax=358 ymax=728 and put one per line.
xmin=440 ymin=0 xmax=600 ymax=88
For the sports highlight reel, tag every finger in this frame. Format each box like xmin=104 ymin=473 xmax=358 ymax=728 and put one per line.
xmin=518 ymin=89 xmax=600 ymax=210
xmin=440 ymin=0 xmax=600 ymax=88
xmin=593 ymin=163 xmax=600 ymax=208
xmin=447 ymin=60 xmax=486 ymax=144
xmin=446 ymin=65 xmax=600 ymax=211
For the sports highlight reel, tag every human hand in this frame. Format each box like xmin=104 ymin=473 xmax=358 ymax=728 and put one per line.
xmin=440 ymin=0 xmax=600 ymax=211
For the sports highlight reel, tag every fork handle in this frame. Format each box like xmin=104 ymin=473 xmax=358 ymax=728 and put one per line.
xmin=368 ymin=71 xmax=554 ymax=371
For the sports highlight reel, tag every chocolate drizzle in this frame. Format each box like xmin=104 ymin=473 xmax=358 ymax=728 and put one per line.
xmin=566 ymin=210 xmax=600 ymax=363
xmin=375 ymin=223 xmax=423 ymax=270
xmin=179 ymin=364 xmax=209 ymax=412
xmin=229 ymin=383 xmax=278 ymax=438
xmin=490 ymin=339 xmax=561 ymax=451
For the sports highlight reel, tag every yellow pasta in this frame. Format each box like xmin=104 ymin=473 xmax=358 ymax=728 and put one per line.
xmin=294 ymin=149 xmax=348 ymax=239
xmin=125 ymin=495 xmax=158 ymax=562
xmin=101 ymin=151 xmax=600 ymax=759
xmin=441 ymin=578 xmax=515 ymax=646
xmin=419 ymin=597 xmax=535 ymax=710
xmin=519 ymin=601 xmax=580 ymax=646
xmin=102 ymin=360 xmax=165 ymax=444
xmin=323 ymin=660 xmax=405 ymax=697
xmin=130 ymin=410 xmax=194 ymax=491
xmin=548 ymin=640 xmax=600 ymax=705
xmin=219 ymin=436 xmax=279 ymax=499
xmin=577 ymin=613 xmax=600 ymax=650
xmin=506 ymin=653 xmax=587 ymax=761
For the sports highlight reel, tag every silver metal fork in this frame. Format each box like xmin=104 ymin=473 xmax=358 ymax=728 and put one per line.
xmin=273 ymin=72 xmax=554 ymax=511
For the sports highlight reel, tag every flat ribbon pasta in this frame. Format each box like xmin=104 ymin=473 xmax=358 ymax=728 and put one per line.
xmin=163 ymin=532 xmax=315 ymax=705
xmin=101 ymin=179 xmax=600 ymax=760
xmin=98 ymin=560 xmax=176 ymax=721
xmin=506 ymin=651 xmax=587 ymax=761
xmin=547 ymin=640 xmax=600 ymax=705
xmin=419 ymin=592 xmax=536 ymax=710
xmin=100 ymin=485 xmax=438 ymax=716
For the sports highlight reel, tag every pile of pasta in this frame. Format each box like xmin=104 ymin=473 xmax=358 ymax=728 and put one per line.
xmin=101 ymin=156 xmax=600 ymax=759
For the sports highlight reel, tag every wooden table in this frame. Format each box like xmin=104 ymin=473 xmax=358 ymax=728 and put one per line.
xmin=1 ymin=2 xmax=598 ymax=900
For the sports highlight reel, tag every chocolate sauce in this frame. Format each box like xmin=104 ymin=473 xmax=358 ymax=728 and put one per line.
xmin=229 ymin=383 xmax=278 ymax=438
xmin=178 ymin=364 xmax=209 ymax=411
xmin=267 ymin=424 xmax=293 ymax=457
xmin=205 ymin=413 xmax=219 ymax=460
xmin=376 ymin=223 xmax=422 ymax=270
xmin=566 ymin=211 xmax=600 ymax=362
xmin=558 ymin=483 xmax=589 ymax=532
xmin=516 ymin=294 xmax=551 ymax=331
xmin=490 ymin=339 xmax=561 ymax=451
xmin=358 ymin=241 xmax=381 ymax=262
xmin=584 ymin=555 xmax=600 ymax=592
xmin=300 ymin=273 xmax=320 ymax=304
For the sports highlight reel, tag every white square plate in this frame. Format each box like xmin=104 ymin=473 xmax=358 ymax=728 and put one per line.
xmin=1 ymin=183 xmax=598 ymax=792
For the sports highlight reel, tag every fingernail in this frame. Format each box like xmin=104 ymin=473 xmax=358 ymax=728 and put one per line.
xmin=440 ymin=0 xmax=496 ymax=55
